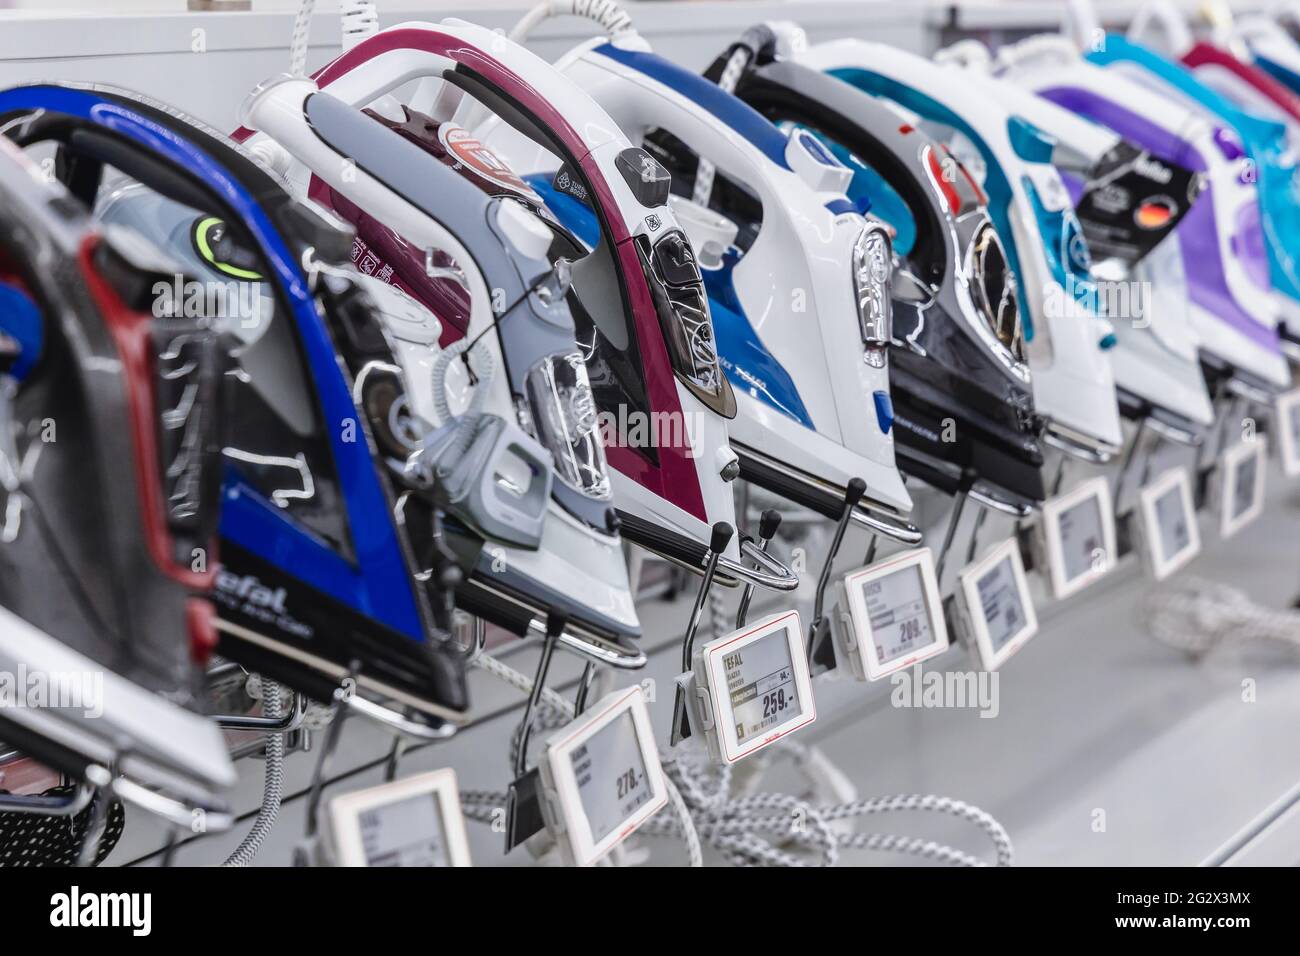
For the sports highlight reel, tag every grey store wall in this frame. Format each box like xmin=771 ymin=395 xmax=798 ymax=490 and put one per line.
xmin=0 ymin=2 xmax=929 ymax=132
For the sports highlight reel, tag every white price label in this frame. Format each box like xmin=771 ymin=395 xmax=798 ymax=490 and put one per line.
xmin=1138 ymin=467 xmax=1199 ymax=580
xmin=699 ymin=610 xmax=816 ymax=763
xmin=837 ymin=549 xmax=949 ymax=681
xmin=1041 ymin=477 xmax=1115 ymax=599
xmin=1220 ymin=438 xmax=1266 ymax=539
xmin=329 ymin=768 xmax=471 ymax=867
xmin=956 ymin=537 xmax=1038 ymax=671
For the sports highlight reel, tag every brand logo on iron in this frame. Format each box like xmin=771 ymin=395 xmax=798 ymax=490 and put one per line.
xmin=554 ymin=169 xmax=589 ymax=203
xmin=215 ymin=570 xmax=288 ymax=612
xmin=1134 ymin=154 xmax=1172 ymax=185
xmin=213 ymin=569 xmax=313 ymax=639
xmin=892 ymin=414 xmax=939 ymax=444
xmin=438 ymin=122 xmax=540 ymax=201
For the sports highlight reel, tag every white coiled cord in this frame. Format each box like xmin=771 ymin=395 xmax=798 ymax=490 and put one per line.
xmin=825 ymin=794 xmax=1015 ymax=867
xmin=508 ymin=0 xmax=636 ymax=44
xmin=467 ymin=648 xmax=1013 ymax=866
xmin=461 ymin=650 xmax=704 ymax=866
xmin=691 ymin=44 xmax=751 ymax=209
xmin=993 ymin=33 xmax=1086 ymax=73
xmin=644 ymin=753 xmax=841 ymax=866
xmin=289 ymin=0 xmax=317 ymax=78
xmin=643 ymin=744 xmax=1014 ymax=867
xmin=471 ymin=649 xmax=576 ymax=718
xmin=1142 ymin=576 xmax=1300 ymax=657
xmin=340 ymin=0 xmax=380 ymax=51
xmin=426 ymin=336 xmax=496 ymax=461
xmin=933 ymin=39 xmax=994 ymax=70
xmin=289 ymin=0 xmax=378 ymax=77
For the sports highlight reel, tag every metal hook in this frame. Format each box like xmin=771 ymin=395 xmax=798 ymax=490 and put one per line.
xmin=681 ymin=523 xmax=735 ymax=673
xmin=736 ymin=510 xmax=782 ymax=629
xmin=807 ymin=479 xmax=867 ymax=666
xmin=301 ymin=663 xmax=362 ymax=846
xmin=109 ymin=773 xmax=233 ymax=832
xmin=1042 ymin=425 xmax=1117 ymax=464
xmin=1113 ymin=416 xmax=1149 ymax=514
xmin=75 ymin=760 xmax=116 ymax=868
xmin=514 ymin=611 xmax=567 ymax=781
xmin=1198 ymin=387 xmax=1239 ymax=474
xmin=716 ymin=539 xmax=800 ymax=591
xmin=573 ymin=661 xmax=597 ymax=717
xmin=467 ymin=615 xmax=487 ymax=661
xmin=0 ymin=753 xmax=232 ymax=838
xmin=527 ymin=616 xmax=647 ymax=670
xmin=968 ymin=485 xmax=1034 ymax=517
xmin=670 ymin=522 xmax=734 ymax=747
xmin=345 ymin=694 xmax=456 ymax=741
xmin=1139 ymin=431 xmax=1161 ymax=490
xmin=1051 ymin=453 xmax=1069 ymax=498
xmin=213 ymin=689 xmax=309 ymax=734
xmin=1146 ymin=414 xmax=1204 ymax=447
xmin=933 ymin=487 xmax=969 ymax=586
xmin=1220 ymin=393 xmax=1246 ymax=451
xmin=965 ymin=504 xmax=990 ymax=567
xmin=0 ymin=779 xmax=95 ymax=817
xmin=159 ymin=827 xmax=183 ymax=868
xmin=961 ymin=483 xmax=1033 ymax=571
xmin=374 ymin=703 xmax=460 ymax=783
xmin=383 ymin=734 xmax=408 ymax=784
xmin=443 ymin=611 xmax=488 ymax=664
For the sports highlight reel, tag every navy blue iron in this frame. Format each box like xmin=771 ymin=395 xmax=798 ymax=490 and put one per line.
xmin=0 ymin=83 xmax=470 ymax=725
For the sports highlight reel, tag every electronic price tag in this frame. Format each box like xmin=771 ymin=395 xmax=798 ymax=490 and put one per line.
xmin=328 ymin=768 xmax=472 ymax=867
xmin=949 ymin=538 xmax=1038 ymax=672
xmin=829 ymin=548 xmax=949 ymax=681
xmin=1036 ymin=476 xmax=1116 ymax=600
xmin=682 ymin=610 xmax=816 ymax=764
xmin=1219 ymin=438 xmax=1267 ymax=539
xmin=1135 ymin=467 xmax=1200 ymax=580
xmin=1276 ymin=389 xmax=1300 ymax=478
xmin=536 ymin=685 xmax=667 ymax=867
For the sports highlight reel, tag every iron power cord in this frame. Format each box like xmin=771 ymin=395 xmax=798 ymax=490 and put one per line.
xmin=642 ymin=744 xmax=1014 ymax=867
xmin=1143 ymin=576 xmax=1300 ymax=656
xmin=220 ymin=677 xmax=286 ymax=867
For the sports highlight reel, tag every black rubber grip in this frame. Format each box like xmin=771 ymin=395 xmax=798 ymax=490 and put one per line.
xmin=844 ymin=477 xmax=867 ymax=508
xmin=710 ymin=521 xmax=735 ymax=555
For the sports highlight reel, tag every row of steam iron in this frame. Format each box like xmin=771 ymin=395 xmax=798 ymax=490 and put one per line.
xmin=1 ymin=0 xmax=1298 ymax=860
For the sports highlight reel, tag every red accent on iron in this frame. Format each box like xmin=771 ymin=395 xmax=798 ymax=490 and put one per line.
xmin=308 ymin=175 xmax=472 ymax=345
xmin=1183 ymin=42 xmax=1300 ymax=126
xmin=313 ymin=29 xmax=631 ymax=241
xmin=76 ymin=235 xmax=218 ymax=591
xmin=925 ymin=144 xmax=962 ymax=213
xmin=187 ymin=597 xmax=219 ymax=665
xmin=934 ymin=143 xmax=987 ymax=208
xmin=274 ymin=26 xmax=709 ymax=522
